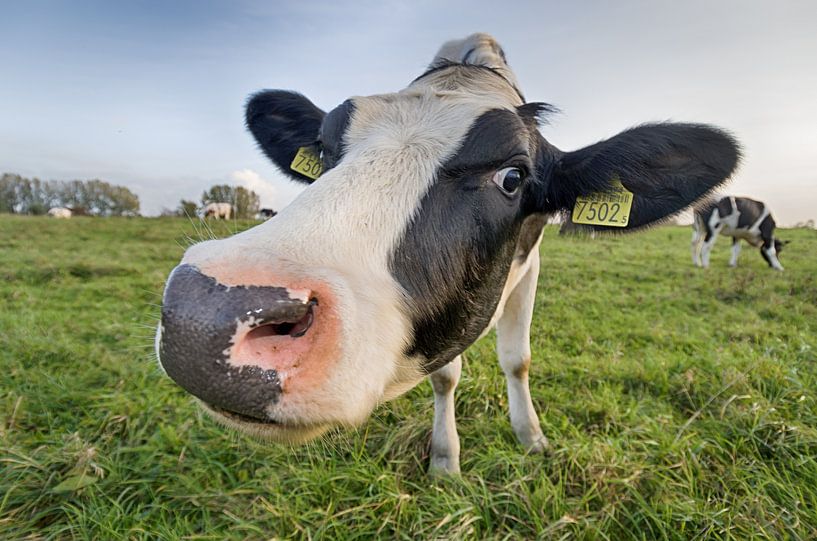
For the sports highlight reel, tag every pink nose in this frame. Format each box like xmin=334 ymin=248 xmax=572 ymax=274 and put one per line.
xmin=229 ymin=298 xmax=319 ymax=373
xmin=159 ymin=264 xmax=336 ymax=422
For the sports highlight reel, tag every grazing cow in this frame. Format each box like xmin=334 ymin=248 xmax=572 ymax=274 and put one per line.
xmin=692 ymin=196 xmax=787 ymax=271
xmin=257 ymin=208 xmax=277 ymax=220
xmin=47 ymin=207 xmax=72 ymax=219
xmin=156 ymin=34 xmax=739 ymax=474
xmin=202 ymin=202 xmax=232 ymax=220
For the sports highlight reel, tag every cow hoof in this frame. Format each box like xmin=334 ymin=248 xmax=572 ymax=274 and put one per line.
xmin=429 ymin=455 xmax=460 ymax=475
xmin=524 ymin=435 xmax=550 ymax=454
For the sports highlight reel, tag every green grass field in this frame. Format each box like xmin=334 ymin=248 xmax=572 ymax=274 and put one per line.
xmin=2 ymin=215 xmax=816 ymax=540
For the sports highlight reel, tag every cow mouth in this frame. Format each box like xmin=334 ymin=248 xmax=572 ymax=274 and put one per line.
xmin=202 ymin=402 xmax=331 ymax=443
xmin=206 ymin=403 xmax=279 ymax=425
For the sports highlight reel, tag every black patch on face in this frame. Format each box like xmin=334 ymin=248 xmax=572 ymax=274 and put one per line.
xmin=391 ymin=109 xmax=538 ymax=372
xmin=159 ymin=264 xmax=312 ymax=421
xmin=320 ymin=99 xmax=355 ymax=171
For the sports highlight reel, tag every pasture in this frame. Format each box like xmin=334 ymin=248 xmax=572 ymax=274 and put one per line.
xmin=1 ymin=214 xmax=816 ymax=540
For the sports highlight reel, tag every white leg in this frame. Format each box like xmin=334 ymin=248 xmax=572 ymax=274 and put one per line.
xmin=691 ymin=229 xmax=704 ymax=267
xmin=428 ymin=355 xmax=462 ymax=474
xmin=496 ymin=256 xmax=548 ymax=453
xmin=729 ymin=239 xmax=741 ymax=267
xmin=700 ymin=228 xmax=720 ymax=269
xmin=763 ymin=243 xmax=785 ymax=271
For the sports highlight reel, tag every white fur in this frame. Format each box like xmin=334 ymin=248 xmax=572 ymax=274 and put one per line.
xmin=729 ymin=240 xmax=742 ymax=267
xmin=496 ymin=248 xmax=548 ymax=453
xmin=428 ymin=355 xmax=462 ymax=474
xmin=48 ymin=207 xmax=72 ymax=219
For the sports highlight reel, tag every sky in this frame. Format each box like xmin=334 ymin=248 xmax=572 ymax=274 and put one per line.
xmin=1 ymin=0 xmax=815 ymax=225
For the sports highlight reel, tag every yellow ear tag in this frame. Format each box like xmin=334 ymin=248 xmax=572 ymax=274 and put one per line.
xmin=290 ymin=146 xmax=323 ymax=180
xmin=571 ymin=178 xmax=633 ymax=227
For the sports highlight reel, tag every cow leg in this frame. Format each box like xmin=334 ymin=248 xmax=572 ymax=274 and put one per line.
xmin=729 ymin=237 xmax=741 ymax=267
xmin=762 ymin=239 xmax=784 ymax=271
xmin=428 ymin=354 xmax=462 ymax=474
xmin=700 ymin=226 xmax=720 ymax=268
xmin=691 ymin=226 xmax=704 ymax=267
xmin=759 ymin=217 xmax=784 ymax=271
xmin=496 ymin=256 xmax=548 ymax=453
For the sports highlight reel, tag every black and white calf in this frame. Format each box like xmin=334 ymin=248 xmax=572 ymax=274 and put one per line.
xmin=692 ymin=196 xmax=786 ymax=271
xmin=157 ymin=34 xmax=740 ymax=474
xmin=257 ymin=208 xmax=277 ymax=220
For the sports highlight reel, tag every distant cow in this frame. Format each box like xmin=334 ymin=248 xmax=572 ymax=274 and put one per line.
xmin=692 ymin=196 xmax=787 ymax=270
xmin=47 ymin=207 xmax=72 ymax=219
xmin=202 ymin=202 xmax=232 ymax=220
xmin=257 ymin=208 xmax=277 ymax=220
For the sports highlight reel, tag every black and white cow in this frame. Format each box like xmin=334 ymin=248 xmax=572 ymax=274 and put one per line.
xmin=257 ymin=208 xmax=277 ymax=220
xmin=692 ymin=196 xmax=786 ymax=271
xmin=202 ymin=202 xmax=232 ymax=220
xmin=156 ymin=34 xmax=740 ymax=474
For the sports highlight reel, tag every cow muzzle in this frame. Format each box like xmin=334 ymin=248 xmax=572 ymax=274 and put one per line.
xmin=158 ymin=264 xmax=326 ymax=423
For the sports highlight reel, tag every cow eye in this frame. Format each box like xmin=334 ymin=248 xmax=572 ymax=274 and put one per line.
xmin=492 ymin=167 xmax=525 ymax=195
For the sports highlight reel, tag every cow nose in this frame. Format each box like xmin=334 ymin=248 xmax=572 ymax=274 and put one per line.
xmin=158 ymin=264 xmax=315 ymax=421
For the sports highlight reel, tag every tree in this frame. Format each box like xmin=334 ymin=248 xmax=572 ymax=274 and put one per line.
xmin=0 ymin=173 xmax=140 ymax=216
xmin=177 ymin=199 xmax=198 ymax=217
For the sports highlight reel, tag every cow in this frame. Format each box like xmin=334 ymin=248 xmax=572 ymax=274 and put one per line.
xmin=156 ymin=33 xmax=740 ymax=474
xmin=257 ymin=208 xmax=277 ymax=220
xmin=47 ymin=207 xmax=72 ymax=219
xmin=202 ymin=202 xmax=232 ymax=220
xmin=692 ymin=196 xmax=787 ymax=271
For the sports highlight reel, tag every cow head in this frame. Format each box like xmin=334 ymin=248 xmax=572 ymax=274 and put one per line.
xmin=762 ymin=238 xmax=789 ymax=267
xmin=157 ymin=34 xmax=739 ymax=442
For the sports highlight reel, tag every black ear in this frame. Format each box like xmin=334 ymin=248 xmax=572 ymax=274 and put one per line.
xmin=245 ymin=90 xmax=326 ymax=183
xmin=544 ymin=123 xmax=741 ymax=230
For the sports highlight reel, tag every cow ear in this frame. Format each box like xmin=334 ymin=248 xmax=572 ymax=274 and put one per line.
xmin=245 ymin=90 xmax=326 ymax=184
xmin=542 ymin=123 xmax=741 ymax=230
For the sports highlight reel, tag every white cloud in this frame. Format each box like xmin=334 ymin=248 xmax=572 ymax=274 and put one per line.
xmin=229 ymin=168 xmax=304 ymax=211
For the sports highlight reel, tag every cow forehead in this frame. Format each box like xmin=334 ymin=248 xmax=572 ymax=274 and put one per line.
xmin=342 ymin=82 xmax=522 ymax=163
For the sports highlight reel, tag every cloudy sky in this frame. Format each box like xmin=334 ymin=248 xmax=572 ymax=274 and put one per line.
xmin=2 ymin=1 xmax=815 ymax=224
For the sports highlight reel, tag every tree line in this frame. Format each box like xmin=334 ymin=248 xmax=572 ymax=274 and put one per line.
xmin=0 ymin=173 xmax=140 ymax=216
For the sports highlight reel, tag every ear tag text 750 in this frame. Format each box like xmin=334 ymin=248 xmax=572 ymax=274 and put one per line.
xmin=290 ymin=147 xmax=323 ymax=180
xmin=571 ymin=178 xmax=633 ymax=227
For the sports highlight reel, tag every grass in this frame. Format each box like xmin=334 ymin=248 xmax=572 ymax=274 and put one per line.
xmin=1 ymin=214 xmax=816 ymax=540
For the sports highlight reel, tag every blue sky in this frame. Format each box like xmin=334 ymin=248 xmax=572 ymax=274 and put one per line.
xmin=2 ymin=0 xmax=815 ymax=224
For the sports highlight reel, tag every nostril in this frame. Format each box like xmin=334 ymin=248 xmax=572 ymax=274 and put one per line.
xmin=245 ymin=297 xmax=317 ymax=341
xmin=289 ymin=298 xmax=317 ymax=338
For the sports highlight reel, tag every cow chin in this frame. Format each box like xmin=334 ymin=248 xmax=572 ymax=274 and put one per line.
xmin=199 ymin=401 xmax=333 ymax=444
xmin=195 ymin=354 xmax=425 ymax=444
xmin=200 ymin=371 xmax=423 ymax=443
